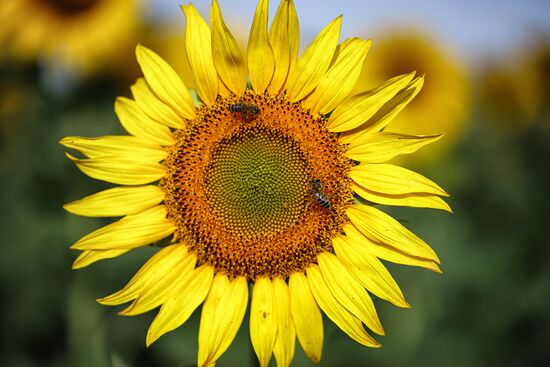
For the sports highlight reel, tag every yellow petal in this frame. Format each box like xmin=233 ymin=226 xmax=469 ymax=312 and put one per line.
xmin=328 ymin=72 xmax=415 ymax=132
xmin=343 ymin=223 xmax=442 ymax=273
xmin=197 ymin=274 xmax=229 ymax=365
xmin=66 ymin=153 xmax=165 ymax=186
xmin=248 ymin=0 xmax=275 ymax=94
xmin=346 ymin=204 xmax=440 ymax=263
xmin=306 ymin=265 xmax=380 ymax=348
xmin=339 ymin=76 xmax=425 ymax=142
xmin=64 ymin=186 xmax=165 ymax=217
xmin=97 ymin=244 xmax=188 ymax=305
xmin=250 ymin=277 xmax=277 ymax=367
xmin=181 ymin=4 xmax=218 ymax=105
xmin=135 ymin=44 xmax=196 ymax=120
xmin=198 ymin=275 xmax=248 ymax=367
xmin=114 ymin=97 xmax=174 ymax=146
xmin=120 ymin=253 xmax=197 ymax=316
xmin=332 ymin=236 xmax=409 ymax=308
xmin=146 ymin=264 xmax=214 ymax=346
xmin=303 ymin=38 xmax=371 ymax=115
xmin=60 ymin=135 xmax=167 ymax=162
xmin=288 ymin=272 xmax=323 ymax=363
xmin=272 ymin=278 xmax=295 ymax=367
xmin=70 ymin=205 xmax=175 ymax=251
xmin=317 ymin=252 xmax=384 ymax=335
xmin=345 ymin=132 xmax=443 ymax=162
xmin=285 ymin=16 xmax=342 ymax=102
xmin=210 ymin=0 xmax=247 ymax=96
xmin=267 ymin=0 xmax=299 ymax=94
xmin=352 ymin=182 xmax=453 ymax=212
xmin=349 ymin=164 xmax=449 ymax=197
xmin=218 ymin=80 xmax=232 ymax=98
xmin=131 ymin=78 xmax=185 ymax=129
xmin=72 ymin=249 xmax=130 ymax=270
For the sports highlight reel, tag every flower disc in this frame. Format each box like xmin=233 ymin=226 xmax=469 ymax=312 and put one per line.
xmin=205 ymin=125 xmax=310 ymax=237
xmin=162 ymin=93 xmax=353 ymax=279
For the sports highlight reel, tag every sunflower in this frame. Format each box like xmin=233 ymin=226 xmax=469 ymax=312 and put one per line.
xmin=353 ymin=29 xmax=469 ymax=163
xmin=62 ymin=1 xmax=450 ymax=366
xmin=478 ymin=39 xmax=550 ymax=132
xmin=526 ymin=41 xmax=550 ymax=125
xmin=478 ymin=62 xmax=540 ymax=131
xmin=0 ymin=0 xmax=139 ymax=75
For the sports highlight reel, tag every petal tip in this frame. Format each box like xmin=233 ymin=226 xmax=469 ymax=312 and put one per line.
xmin=118 ymin=304 xmax=140 ymax=316
xmin=71 ymin=259 xmax=86 ymax=270
xmin=65 ymin=152 xmax=78 ymax=161
xmin=145 ymin=332 xmax=158 ymax=347
xmin=308 ymin=352 xmax=322 ymax=364
xmin=135 ymin=43 xmax=145 ymax=57
xmin=59 ymin=137 xmax=70 ymax=146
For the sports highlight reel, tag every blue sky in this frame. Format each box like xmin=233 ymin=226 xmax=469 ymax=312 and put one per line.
xmin=148 ymin=0 xmax=550 ymax=65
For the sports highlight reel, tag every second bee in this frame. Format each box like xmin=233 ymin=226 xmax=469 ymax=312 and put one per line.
xmin=229 ymin=102 xmax=260 ymax=121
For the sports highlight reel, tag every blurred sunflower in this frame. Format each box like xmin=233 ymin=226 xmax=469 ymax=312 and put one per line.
xmin=478 ymin=62 xmax=540 ymax=131
xmin=527 ymin=41 xmax=550 ymax=125
xmin=0 ymin=0 xmax=139 ymax=75
xmin=354 ymin=29 xmax=469 ymax=163
xmin=61 ymin=1 xmax=450 ymax=366
xmin=478 ymin=39 xmax=550 ymax=132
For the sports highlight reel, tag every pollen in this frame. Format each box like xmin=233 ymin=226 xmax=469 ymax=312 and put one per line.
xmin=162 ymin=92 xmax=353 ymax=280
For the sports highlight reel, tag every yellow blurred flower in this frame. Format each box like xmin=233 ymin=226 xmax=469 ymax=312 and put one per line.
xmin=478 ymin=61 xmax=539 ymax=131
xmin=526 ymin=40 xmax=550 ymax=126
xmin=0 ymin=0 xmax=140 ymax=75
xmin=478 ymin=38 xmax=550 ymax=131
xmin=62 ymin=1 xmax=451 ymax=365
xmin=354 ymin=29 xmax=469 ymax=163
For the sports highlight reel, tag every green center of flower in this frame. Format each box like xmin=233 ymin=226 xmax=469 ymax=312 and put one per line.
xmin=43 ymin=0 xmax=99 ymax=14
xmin=204 ymin=126 xmax=309 ymax=237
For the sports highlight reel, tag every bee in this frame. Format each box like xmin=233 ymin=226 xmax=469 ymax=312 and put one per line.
xmin=310 ymin=178 xmax=331 ymax=209
xmin=229 ymin=102 xmax=260 ymax=120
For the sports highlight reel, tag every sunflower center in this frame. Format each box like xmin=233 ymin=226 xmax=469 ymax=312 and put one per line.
xmin=162 ymin=93 xmax=353 ymax=280
xmin=42 ymin=0 xmax=99 ymax=14
xmin=205 ymin=126 xmax=309 ymax=237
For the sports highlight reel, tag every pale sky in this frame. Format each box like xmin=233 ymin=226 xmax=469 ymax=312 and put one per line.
xmin=147 ymin=0 xmax=550 ymax=66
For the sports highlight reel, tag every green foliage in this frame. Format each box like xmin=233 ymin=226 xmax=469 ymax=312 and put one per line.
xmin=1 ymin=56 xmax=549 ymax=367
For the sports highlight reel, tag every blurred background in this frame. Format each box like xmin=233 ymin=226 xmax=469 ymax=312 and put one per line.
xmin=1 ymin=0 xmax=549 ymax=366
